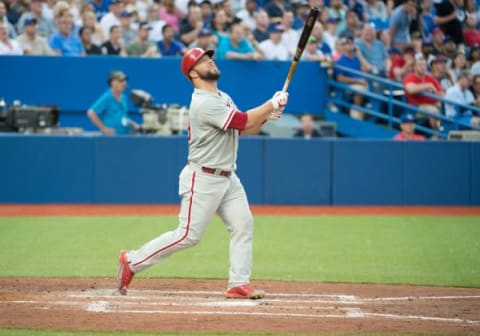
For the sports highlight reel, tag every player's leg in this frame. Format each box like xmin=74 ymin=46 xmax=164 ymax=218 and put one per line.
xmin=217 ymin=173 xmax=263 ymax=299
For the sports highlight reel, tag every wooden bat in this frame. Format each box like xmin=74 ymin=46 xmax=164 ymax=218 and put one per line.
xmin=282 ymin=7 xmax=320 ymax=92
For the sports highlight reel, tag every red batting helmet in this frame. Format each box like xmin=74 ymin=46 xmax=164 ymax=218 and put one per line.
xmin=181 ymin=48 xmax=215 ymax=78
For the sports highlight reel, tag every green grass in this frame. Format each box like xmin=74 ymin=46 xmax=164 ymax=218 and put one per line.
xmin=0 ymin=216 xmax=479 ymax=287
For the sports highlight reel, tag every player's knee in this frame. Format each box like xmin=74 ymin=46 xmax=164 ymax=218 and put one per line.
xmin=184 ymin=234 xmax=202 ymax=247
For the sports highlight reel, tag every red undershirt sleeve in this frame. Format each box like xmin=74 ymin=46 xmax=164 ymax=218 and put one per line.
xmin=227 ymin=111 xmax=248 ymax=130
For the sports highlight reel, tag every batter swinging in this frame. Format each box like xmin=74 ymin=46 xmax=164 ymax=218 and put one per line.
xmin=117 ymin=48 xmax=288 ymax=299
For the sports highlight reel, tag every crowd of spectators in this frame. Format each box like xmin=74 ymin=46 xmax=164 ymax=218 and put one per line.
xmin=1 ymin=0 xmax=480 ymax=133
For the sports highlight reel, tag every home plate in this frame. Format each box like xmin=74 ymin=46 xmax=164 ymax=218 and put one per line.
xmin=197 ymin=300 xmax=259 ymax=307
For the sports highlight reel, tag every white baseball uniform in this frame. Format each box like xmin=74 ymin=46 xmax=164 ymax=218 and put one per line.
xmin=126 ymin=88 xmax=254 ymax=288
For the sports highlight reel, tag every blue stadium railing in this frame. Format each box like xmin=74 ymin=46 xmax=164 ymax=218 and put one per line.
xmin=326 ymin=64 xmax=480 ymax=139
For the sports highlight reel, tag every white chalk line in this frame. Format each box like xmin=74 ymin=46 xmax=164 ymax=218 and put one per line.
xmin=3 ymin=289 xmax=480 ymax=327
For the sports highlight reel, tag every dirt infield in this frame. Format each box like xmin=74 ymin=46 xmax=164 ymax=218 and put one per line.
xmin=1 ymin=278 xmax=480 ymax=334
xmin=1 ymin=205 xmax=480 ymax=334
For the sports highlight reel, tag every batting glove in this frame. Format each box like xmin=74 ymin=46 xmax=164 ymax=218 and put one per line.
xmin=270 ymin=91 xmax=288 ymax=110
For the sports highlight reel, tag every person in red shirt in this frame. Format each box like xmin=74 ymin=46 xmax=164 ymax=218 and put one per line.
xmin=393 ymin=112 xmax=425 ymax=140
xmin=388 ymin=45 xmax=415 ymax=81
xmin=403 ymin=57 xmax=443 ymax=129
xmin=463 ymin=15 xmax=480 ymax=47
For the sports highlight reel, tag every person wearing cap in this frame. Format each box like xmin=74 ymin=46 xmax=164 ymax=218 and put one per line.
xmin=429 ymin=54 xmax=454 ymax=92
xmin=301 ymin=35 xmax=327 ymax=62
xmin=16 ymin=16 xmax=54 ymax=55
xmin=99 ymin=0 xmax=123 ymax=37
xmin=335 ymin=35 xmax=368 ymax=120
xmin=258 ymin=23 xmax=288 ymax=60
xmin=393 ymin=112 xmax=425 ymax=140
xmin=126 ymin=21 xmax=159 ymax=57
xmin=17 ymin=0 xmax=55 ymax=38
xmin=442 ymin=35 xmax=457 ymax=60
xmin=190 ymin=26 xmax=216 ymax=50
xmin=216 ymin=21 xmax=262 ymax=60
xmin=116 ymin=47 xmax=289 ymax=299
xmin=444 ymin=71 xmax=480 ymax=127
xmin=157 ymin=23 xmax=186 ymax=56
xmin=324 ymin=16 xmax=339 ymax=51
xmin=388 ymin=0 xmax=416 ymax=51
xmin=87 ymin=70 xmax=139 ymax=135
xmin=118 ymin=9 xmax=136 ymax=47
xmin=403 ymin=57 xmax=443 ymax=130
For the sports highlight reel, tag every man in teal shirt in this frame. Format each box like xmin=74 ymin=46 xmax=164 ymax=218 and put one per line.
xmin=215 ymin=22 xmax=263 ymax=60
xmin=87 ymin=71 xmax=139 ymax=135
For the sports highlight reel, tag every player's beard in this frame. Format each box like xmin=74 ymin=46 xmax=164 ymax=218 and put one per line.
xmin=198 ymin=68 xmax=221 ymax=81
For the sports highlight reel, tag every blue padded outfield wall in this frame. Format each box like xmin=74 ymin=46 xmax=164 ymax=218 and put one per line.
xmin=0 ymin=135 xmax=479 ymax=205
xmin=0 ymin=56 xmax=327 ymax=130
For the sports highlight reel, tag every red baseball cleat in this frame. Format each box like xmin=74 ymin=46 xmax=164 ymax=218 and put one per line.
xmin=117 ymin=249 xmax=134 ymax=295
xmin=225 ymin=284 xmax=265 ymax=299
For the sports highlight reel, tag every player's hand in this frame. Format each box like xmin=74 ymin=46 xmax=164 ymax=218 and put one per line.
xmin=270 ymin=91 xmax=288 ymax=110
xmin=268 ymin=109 xmax=283 ymax=120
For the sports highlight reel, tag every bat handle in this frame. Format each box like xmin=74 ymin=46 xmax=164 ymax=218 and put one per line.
xmin=281 ymin=80 xmax=290 ymax=92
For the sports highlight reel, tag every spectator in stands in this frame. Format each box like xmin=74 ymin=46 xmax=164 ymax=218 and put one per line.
xmin=388 ymin=0 xmax=416 ymax=50
xmin=216 ymin=21 xmax=262 ymax=60
xmin=445 ymin=71 xmax=480 ymax=126
xmin=199 ymin=0 xmax=213 ymax=29
xmin=463 ymin=14 xmax=480 ymax=47
xmin=294 ymin=113 xmax=321 ymax=138
xmin=420 ymin=0 xmax=435 ymax=39
xmin=428 ymin=54 xmax=454 ymax=91
xmin=364 ymin=0 xmax=388 ymax=23
xmin=49 ymin=8 xmax=85 ymax=56
xmin=159 ymin=0 xmax=184 ymax=33
xmin=356 ymin=23 xmax=390 ymax=77
xmin=335 ymin=35 xmax=368 ymax=120
xmin=219 ymin=0 xmax=242 ymax=27
xmin=389 ymin=44 xmax=415 ymax=81
xmin=430 ymin=27 xmax=445 ymax=55
xmin=16 ymin=16 xmax=54 ymax=54
xmin=280 ymin=10 xmax=299 ymax=57
xmin=449 ymin=50 xmax=467 ymax=78
xmin=265 ymin=0 xmax=291 ymax=24
xmin=311 ymin=22 xmax=332 ymax=58
xmin=442 ymin=36 xmax=458 ymax=61
xmin=190 ymin=27 xmax=216 ymax=50
xmin=127 ymin=21 xmax=159 ymax=57
xmin=301 ymin=35 xmax=328 ymax=61
xmin=179 ymin=5 xmax=203 ymax=47
xmin=89 ymin=0 xmax=109 ymax=21
xmin=258 ymin=24 xmax=289 ymax=61
xmin=211 ymin=9 xmax=229 ymax=44
xmin=393 ymin=112 xmax=425 ymax=140
xmin=82 ymin=9 xmax=106 ymax=45
xmin=0 ymin=21 xmax=22 ymax=54
xmin=472 ymin=74 xmax=480 ymax=102
xmin=17 ymin=0 xmax=55 ymax=38
xmin=328 ymin=0 xmax=347 ymax=36
xmin=252 ymin=9 xmax=270 ymax=43
xmin=79 ymin=25 xmax=102 ymax=54
xmin=87 ymin=71 xmax=140 ymax=135
xmin=470 ymin=46 xmax=480 ymax=75
xmin=236 ymin=0 xmax=257 ymax=31
xmin=324 ymin=16 xmax=339 ymax=51
xmin=0 ymin=1 xmax=17 ymax=39
xmin=101 ymin=25 xmax=126 ymax=55
xmin=157 ymin=23 xmax=185 ymax=56
xmin=339 ymin=9 xmax=358 ymax=39
xmin=403 ymin=57 xmax=443 ymax=129
xmin=118 ymin=10 xmax=136 ymax=47
xmin=420 ymin=37 xmax=433 ymax=59
xmin=433 ymin=0 xmax=464 ymax=45
xmin=99 ymin=0 xmax=123 ymax=37
xmin=146 ymin=3 xmax=166 ymax=42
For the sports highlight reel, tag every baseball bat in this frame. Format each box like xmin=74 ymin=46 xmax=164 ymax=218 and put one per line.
xmin=281 ymin=7 xmax=320 ymax=92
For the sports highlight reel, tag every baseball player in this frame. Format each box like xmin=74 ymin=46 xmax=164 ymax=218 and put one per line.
xmin=117 ymin=48 xmax=288 ymax=299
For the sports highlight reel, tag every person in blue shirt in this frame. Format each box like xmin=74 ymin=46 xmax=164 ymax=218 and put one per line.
xmin=87 ymin=71 xmax=140 ymax=135
xmin=49 ymin=10 xmax=84 ymax=56
xmin=157 ymin=24 xmax=185 ymax=56
xmin=216 ymin=22 xmax=263 ymax=60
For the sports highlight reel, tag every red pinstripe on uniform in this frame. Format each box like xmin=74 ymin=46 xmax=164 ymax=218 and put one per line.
xmin=133 ymin=171 xmax=197 ymax=267
xmin=222 ymin=108 xmax=237 ymax=130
